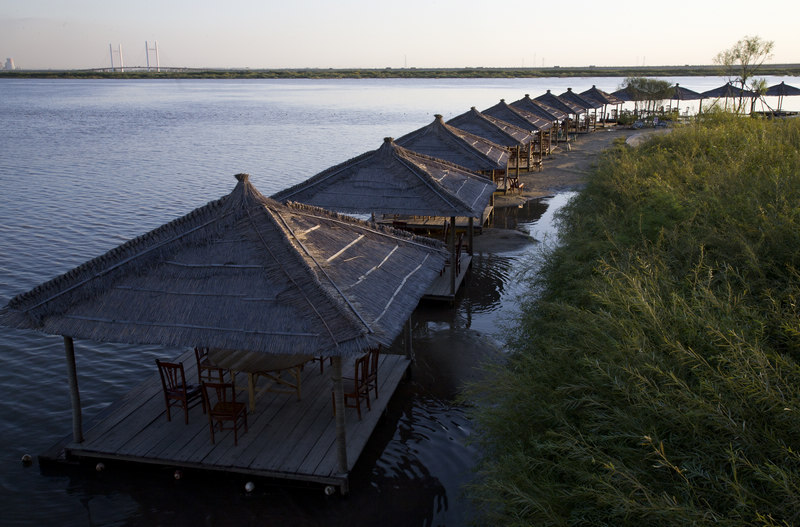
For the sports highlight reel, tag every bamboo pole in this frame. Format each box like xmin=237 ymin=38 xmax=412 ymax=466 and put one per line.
xmin=64 ymin=336 xmax=83 ymax=443
xmin=332 ymin=356 xmax=348 ymax=474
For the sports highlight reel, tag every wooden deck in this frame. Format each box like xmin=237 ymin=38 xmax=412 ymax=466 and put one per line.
xmin=44 ymin=348 xmax=411 ymax=493
xmin=377 ymin=204 xmax=494 ymax=235
xmin=422 ymin=255 xmax=472 ymax=302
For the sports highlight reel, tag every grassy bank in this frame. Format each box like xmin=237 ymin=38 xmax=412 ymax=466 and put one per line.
xmin=467 ymin=114 xmax=800 ymax=525
xmin=2 ymin=64 xmax=800 ymax=79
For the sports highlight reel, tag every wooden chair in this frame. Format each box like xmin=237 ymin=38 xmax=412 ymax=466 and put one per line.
xmin=194 ymin=347 xmax=228 ymax=385
xmin=332 ymin=354 xmax=371 ymax=420
xmin=155 ymin=359 xmax=204 ymax=425
xmin=365 ymin=345 xmax=380 ymax=400
xmin=202 ymin=381 xmax=248 ymax=446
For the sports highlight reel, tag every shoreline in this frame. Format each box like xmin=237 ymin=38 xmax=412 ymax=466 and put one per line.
xmin=475 ymin=126 xmax=654 ymax=253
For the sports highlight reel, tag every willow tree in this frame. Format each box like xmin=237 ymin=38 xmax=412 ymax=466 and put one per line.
xmin=714 ymin=35 xmax=774 ymax=112
xmin=621 ymin=77 xmax=673 ymax=116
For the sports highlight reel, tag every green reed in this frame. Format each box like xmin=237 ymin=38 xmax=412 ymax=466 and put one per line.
xmin=467 ymin=114 xmax=800 ymax=526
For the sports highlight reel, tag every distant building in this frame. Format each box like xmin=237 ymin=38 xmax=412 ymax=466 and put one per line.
xmin=4 ymin=58 xmax=15 ymax=70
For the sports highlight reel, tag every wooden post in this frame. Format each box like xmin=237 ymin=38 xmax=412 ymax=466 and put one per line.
xmin=64 ymin=336 xmax=83 ymax=443
xmin=468 ymin=217 xmax=474 ymax=256
xmin=449 ymin=215 xmax=457 ymax=296
xmin=332 ymin=356 xmax=348 ymax=474
xmin=404 ymin=317 xmax=413 ymax=360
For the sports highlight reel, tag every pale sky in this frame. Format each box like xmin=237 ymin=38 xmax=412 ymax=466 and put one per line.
xmin=2 ymin=0 xmax=798 ymax=70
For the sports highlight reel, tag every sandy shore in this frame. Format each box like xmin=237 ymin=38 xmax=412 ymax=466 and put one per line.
xmin=474 ymin=126 xmax=661 ymax=253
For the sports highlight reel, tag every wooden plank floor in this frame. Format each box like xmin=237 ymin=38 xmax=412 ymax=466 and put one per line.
xmin=59 ymin=349 xmax=410 ymax=490
xmin=423 ymin=255 xmax=472 ymax=301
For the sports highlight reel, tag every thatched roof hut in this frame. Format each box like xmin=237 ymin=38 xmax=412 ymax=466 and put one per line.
xmin=394 ymin=114 xmax=509 ymax=175
xmin=481 ymin=99 xmax=554 ymax=132
xmin=579 ymin=85 xmax=624 ymax=125
xmin=535 ymin=89 xmax=585 ymax=116
xmin=559 ymin=88 xmax=602 ymax=111
xmin=1 ymin=174 xmax=448 ymax=471
xmin=579 ymin=85 xmax=624 ymax=106
xmin=0 ymin=174 xmax=447 ymax=357
xmin=447 ymin=107 xmax=535 ymax=148
xmin=509 ymin=94 xmax=568 ymax=122
xmin=272 ymin=137 xmax=496 ymax=220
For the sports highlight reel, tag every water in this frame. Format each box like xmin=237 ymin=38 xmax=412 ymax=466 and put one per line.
xmin=0 ymin=76 xmax=795 ymax=525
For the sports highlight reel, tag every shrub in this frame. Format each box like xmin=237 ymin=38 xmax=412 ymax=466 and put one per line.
xmin=467 ymin=115 xmax=800 ymax=526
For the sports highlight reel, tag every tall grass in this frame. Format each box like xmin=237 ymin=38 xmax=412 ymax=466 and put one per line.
xmin=467 ymin=114 xmax=800 ymax=526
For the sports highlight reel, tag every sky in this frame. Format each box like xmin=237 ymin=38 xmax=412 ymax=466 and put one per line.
xmin=2 ymin=0 xmax=799 ymax=70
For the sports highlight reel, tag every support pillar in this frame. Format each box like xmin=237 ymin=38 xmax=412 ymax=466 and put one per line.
xmin=449 ymin=215 xmax=457 ymax=296
xmin=404 ymin=317 xmax=413 ymax=360
xmin=332 ymin=357 xmax=348 ymax=474
xmin=64 ymin=336 xmax=83 ymax=443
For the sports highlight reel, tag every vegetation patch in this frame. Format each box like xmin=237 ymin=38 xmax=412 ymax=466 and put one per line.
xmin=467 ymin=114 xmax=800 ymax=526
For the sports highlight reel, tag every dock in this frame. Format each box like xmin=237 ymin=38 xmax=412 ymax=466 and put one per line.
xmin=41 ymin=348 xmax=411 ymax=494
xmin=422 ymin=255 xmax=472 ymax=302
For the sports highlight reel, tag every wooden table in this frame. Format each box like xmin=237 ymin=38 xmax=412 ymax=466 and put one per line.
xmin=208 ymin=350 xmax=314 ymax=411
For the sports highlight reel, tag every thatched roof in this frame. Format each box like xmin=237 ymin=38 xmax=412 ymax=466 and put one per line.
xmin=0 ymin=174 xmax=447 ymax=357
xmin=701 ymin=82 xmax=757 ymax=99
xmin=580 ymin=85 xmax=624 ymax=106
xmin=509 ymin=94 xmax=568 ymax=121
xmin=535 ymin=90 xmax=584 ymax=115
xmin=482 ymin=99 xmax=554 ymax=132
xmin=272 ymin=137 xmax=496 ymax=219
xmin=766 ymin=81 xmax=800 ymax=97
xmin=395 ymin=115 xmax=509 ymax=173
xmin=610 ymin=87 xmax=634 ymax=102
xmin=447 ymin=107 xmax=536 ymax=147
xmin=558 ymin=88 xmax=602 ymax=110
xmin=670 ymin=83 xmax=703 ymax=101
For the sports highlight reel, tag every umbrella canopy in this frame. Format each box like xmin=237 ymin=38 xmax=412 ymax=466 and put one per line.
xmin=535 ymin=90 xmax=584 ymax=115
xmin=559 ymin=88 xmax=603 ymax=110
xmin=671 ymin=83 xmax=703 ymax=101
xmin=610 ymin=87 xmax=634 ymax=102
xmin=510 ymin=94 xmax=568 ymax=121
xmin=765 ymin=81 xmax=800 ymax=111
xmin=580 ymin=85 xmax=624 ymax=106
xmin=273 ymin=137 xmax=496 ymax=219
xmin=0 ymin=174 xmax=447 ymax=357
xmin=395 ymin=115 xmax=509 ymax=173
xmin=481 ymin=99 xmax=554 ymax=132
xmin=447 ymin=107 xmax=536 ymax=147
xmin=765 ymin=81 xmax=800 ymax=97
xmin=701 ymin=82 xmax=758 ymax=99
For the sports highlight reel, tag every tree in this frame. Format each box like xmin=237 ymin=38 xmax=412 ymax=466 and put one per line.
xmin=621 ymin=77 xmax=673 ymax=116
xmin=714 ymin=35 xmax=774 ymax=112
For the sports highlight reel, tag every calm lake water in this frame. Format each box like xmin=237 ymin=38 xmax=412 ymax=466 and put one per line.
xmin=1 ymin=76 xmax=796 ymax=526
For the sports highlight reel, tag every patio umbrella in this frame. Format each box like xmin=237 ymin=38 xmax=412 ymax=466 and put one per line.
xmin=765 ymin=81 xmax=800 ymax=111
xmin=669 ymin=83 xmax=703 ymax=114
xmin=610 ymin=87 xmax=634 ymax=102
xmin=700 ymin=82 xmax=757 ymax=112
